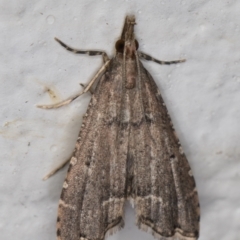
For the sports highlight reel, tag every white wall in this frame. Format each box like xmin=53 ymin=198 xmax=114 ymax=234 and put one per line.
xmin=1 ymin=1 xmax=240 ymax=239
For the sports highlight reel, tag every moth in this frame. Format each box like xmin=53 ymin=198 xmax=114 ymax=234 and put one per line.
xmin=39 ymin=15 xmax=200 ymax=240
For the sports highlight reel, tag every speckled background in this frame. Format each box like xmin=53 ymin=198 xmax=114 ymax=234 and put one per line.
xmin=1 ymin=1 xmax=240 ymax=240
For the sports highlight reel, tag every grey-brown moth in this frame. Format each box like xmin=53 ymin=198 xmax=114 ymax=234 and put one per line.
xmin=39 ymin=15 xmax=200 ymax=240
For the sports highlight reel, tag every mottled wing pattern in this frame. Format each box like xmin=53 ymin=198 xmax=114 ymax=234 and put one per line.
xmin=129 ymin=61 xmax=200 ymax=240
xmin=56 ymin=56 xmax=199 ymax=240
xmin=57 ymin=57 xmax=128 ymax=240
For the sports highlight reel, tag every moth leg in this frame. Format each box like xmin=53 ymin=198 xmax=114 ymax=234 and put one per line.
xmin=138 ymin=51 xmax=186 ymax=65
xmin=43 ymin=156 xmax=71 ymax=180
xmin=37 ymin=60 xmax=110 ymax=109
xmin=55 ymin=37 xmax=110 ymax=63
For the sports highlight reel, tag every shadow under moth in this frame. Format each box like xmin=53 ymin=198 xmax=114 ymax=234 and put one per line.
xmin=39 ymin=15 xmax=200 ymax=240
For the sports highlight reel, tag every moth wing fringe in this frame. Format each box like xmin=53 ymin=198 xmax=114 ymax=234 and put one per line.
xmin=104 ymin=218 xmax=125 ymax=239
xmin=138 ymin=223 xmax=197 ymax=240
xmin=132 ymin=200 xmax=197 ymax=240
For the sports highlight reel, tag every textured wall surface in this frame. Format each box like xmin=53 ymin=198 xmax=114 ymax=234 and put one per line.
xmin=1 ymin=1 xmax=240 ymax=240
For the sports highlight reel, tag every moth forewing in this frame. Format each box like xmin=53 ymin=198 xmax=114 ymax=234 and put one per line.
xmin=40 ymin=15 xmax=200 ymax=240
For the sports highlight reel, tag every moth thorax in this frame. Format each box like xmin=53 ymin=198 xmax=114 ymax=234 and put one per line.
xmin=115 ymin=39 xmax=139 ymax=53
xmin=125 ymin=59 xmax=137 ymax=89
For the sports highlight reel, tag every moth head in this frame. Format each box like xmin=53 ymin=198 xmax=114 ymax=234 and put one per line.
xmin=115 ymin=15 xmax=139 ymax=54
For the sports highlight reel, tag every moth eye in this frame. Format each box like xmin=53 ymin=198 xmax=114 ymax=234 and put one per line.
xmin=115 ymin=39 xmax=125 ymax=53
xmin=135 ymin=40 xmax=139 ymax=50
